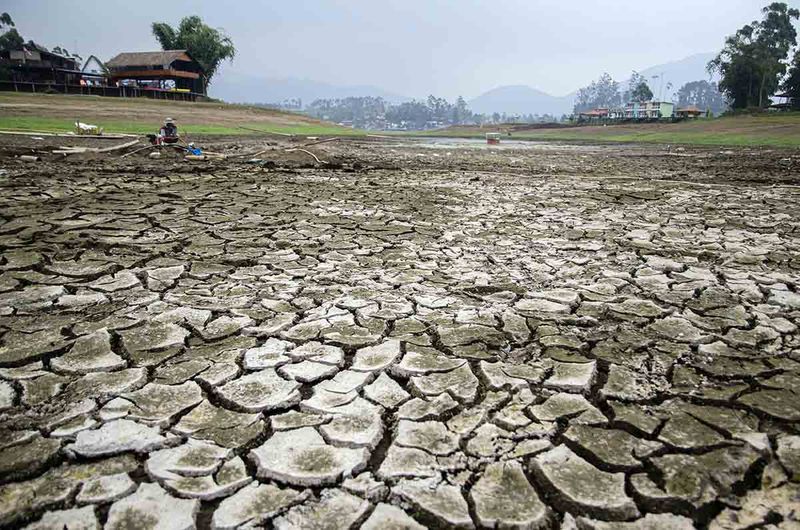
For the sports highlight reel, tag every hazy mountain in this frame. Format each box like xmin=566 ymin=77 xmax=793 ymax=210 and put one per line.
xmin=468 ymin=52 xmax=719 ymax=116
xmin=211 ymin=52 xmax=719 ymax=114
xmin=468 ymin=85 xmax=574 ymax=116
xmin=210 ymin=71 xmax=409 ymax=106
xmin=634 ymin=52 xmax=718 ymax=100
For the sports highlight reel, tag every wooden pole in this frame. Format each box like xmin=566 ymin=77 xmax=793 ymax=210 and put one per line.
xmin=120 ymin=144 xmax=157 ymax=158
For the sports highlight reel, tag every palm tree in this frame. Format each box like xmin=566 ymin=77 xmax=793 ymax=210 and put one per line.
xmin=151 ymin=16 xmax=235 ymax=93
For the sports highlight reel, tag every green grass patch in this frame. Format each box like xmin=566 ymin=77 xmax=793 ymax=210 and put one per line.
xmin=0 ymin=115 xmax=364 ymax=137
xmin=578 ymin=131 xmax=800 ymax=147
xmin=232 ymin=124 xmax=365 ymax=137
xmin=3 ymin=92 xmax=798 ymax=147
xmin=501 ymin=130 xmax=800 ymax=147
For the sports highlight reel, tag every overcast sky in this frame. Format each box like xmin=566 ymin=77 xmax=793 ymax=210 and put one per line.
xmin=4 ymin=0 xmax=790 ymax=99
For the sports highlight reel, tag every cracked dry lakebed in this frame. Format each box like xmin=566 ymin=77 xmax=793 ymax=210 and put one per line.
xmin=0 ymin=136 xmax=799 ymax=529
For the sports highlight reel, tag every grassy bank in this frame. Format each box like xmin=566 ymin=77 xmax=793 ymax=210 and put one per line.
xmin=3 ymin=92 xmax=798 ymax=147
xmin=0 ymin=116 xmax=358 ymax=136
xmin=419 ymin=113 xmax=800 ymax=148
xmin=0 ymin=92 xmax=363 ymax=136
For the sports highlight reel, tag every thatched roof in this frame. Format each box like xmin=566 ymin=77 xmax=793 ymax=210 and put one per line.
xmin=106 ymin=50 xmax=201 ymax=70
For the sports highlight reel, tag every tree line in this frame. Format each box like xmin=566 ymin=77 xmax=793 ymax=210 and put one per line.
xmin=303 ymin=95 xmax=563 ymax=130
xmin=573 ymin=72 xmax=728 ymax=116
xmin=305 ymin=95 xmax=472 ymax=130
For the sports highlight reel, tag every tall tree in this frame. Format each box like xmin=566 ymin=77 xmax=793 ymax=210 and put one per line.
xmin=708 ymin=2 xmax=799 ymax=108
xmin=676 ymin=80 xmax=728 ymax=115
xmin=0 ymin=12 xmax=23 ymax=51
xmin=151 ymin=16 xmax=235 ymax=92
xmin=452 ymin=96 xmax=470 ymax=124
xmin=630 ymin=81 xmax=654 ymax=103
xmin=782 ymin=49 xmax=800 ymax=108
xmin=573 ymin=73 xmax=621 ymax=113
xmin=50 ymin=46 xmax=82 ymax=62
xmin=624 ymin=72 xmax=654 ymax=102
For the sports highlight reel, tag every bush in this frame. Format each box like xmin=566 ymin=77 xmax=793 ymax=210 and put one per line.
xmin=721 ymin=107 xmax=769 ymax=117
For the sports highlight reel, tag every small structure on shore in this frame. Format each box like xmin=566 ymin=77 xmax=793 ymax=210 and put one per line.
xmin=675 ymin=105 xmax=704 ymax=118
xmin=770 ymin=92 xmax=798 ymax=111
xmin=578 ymin=108 xmax=610 ymax=120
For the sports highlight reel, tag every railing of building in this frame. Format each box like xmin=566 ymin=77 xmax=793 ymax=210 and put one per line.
xmin=0 ymin=81 xmax=200 ymax=101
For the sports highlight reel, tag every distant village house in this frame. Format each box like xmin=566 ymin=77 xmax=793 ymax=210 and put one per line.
xmin=578 ymin=100 xmax=691 ymax=122
xmin=624 ymin=101 xmax=675 ymax=120
xmin=675 ymin=105 xmax=704 ymax=118
xmin=0 ymin=44 xmax=82 ymax=85
xmin=105 ymin=50 xmax=205 ymax=95
xmin=577 ymin=108 xmax=610 ymax=120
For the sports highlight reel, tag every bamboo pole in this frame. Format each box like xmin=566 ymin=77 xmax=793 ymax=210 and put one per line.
xmin=96 ymin=139 xmax=140 ymax=153
xmin=236 ymin=125 xmax=293 ymax=137
xmin=53 ymin=139 xmax=140 ymax=156
xmin=0 ymin=130 xmax=136 ymax=139
xmin=120 ymin=145 xmax=157 ymax=158
xmin=285 ymin=148 xmax=326 ymax=164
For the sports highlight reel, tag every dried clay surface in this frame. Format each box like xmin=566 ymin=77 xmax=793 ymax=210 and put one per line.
xmin=1 ymin=136 xmax=799 ymax=529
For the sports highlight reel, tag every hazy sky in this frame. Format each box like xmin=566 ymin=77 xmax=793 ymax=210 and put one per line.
xmin=4 ymin=0 xmax=789 ymax=98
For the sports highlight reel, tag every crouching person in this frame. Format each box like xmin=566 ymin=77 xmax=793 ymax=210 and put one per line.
xmin=149 ymin=118 xmax=180 ymax=145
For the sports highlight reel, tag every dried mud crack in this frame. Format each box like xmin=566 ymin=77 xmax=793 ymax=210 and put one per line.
xmin=0 ymin=136 xmax=799 ymax=529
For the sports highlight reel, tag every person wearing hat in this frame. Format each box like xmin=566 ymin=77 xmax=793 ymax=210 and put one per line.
xmin=157 ymin=118 xmax=179 ymax=145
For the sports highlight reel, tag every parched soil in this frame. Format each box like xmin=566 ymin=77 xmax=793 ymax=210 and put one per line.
xmin=0 ymin=135 xmax=799 ymax=529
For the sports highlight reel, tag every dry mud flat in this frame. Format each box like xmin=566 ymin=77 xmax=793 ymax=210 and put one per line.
xmin=0 ymin=138 xmax=799 ymax=529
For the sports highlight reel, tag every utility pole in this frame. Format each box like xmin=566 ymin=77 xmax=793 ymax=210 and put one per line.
xmin=652 ymin=73 xmax=665 ymax=101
